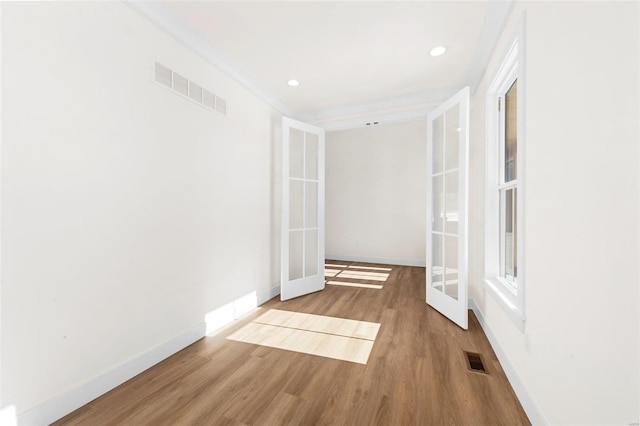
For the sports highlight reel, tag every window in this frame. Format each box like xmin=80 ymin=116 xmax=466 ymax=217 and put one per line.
xmin=484 ymin=35 xmax=525 ymax=330
xmin=501 ymin=79 xmax=518 ymax=288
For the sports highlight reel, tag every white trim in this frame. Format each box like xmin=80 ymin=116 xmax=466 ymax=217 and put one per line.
xmin=257 ymin=285 xmax=281 ymax=306
xmin=123 ymin=1 xmax=296 ymax=118
xmin=483 ymin=12 xmax=527 ymax=329
xmin=301 ymin=86 xmax=458 ymax=123
xmin=0 ymin=0 xmax=3 ymax=409
xmin=467 ymin=0 xmax=516 ymax=93
xmin=483 ymin=278 xmax=525 ymax=332
xmin=124 ymin=1 xmax=514 ymax=124
xmin=17 ymin=323 xmax=206 ymax=425
xmin=318 ymin=107 xmax=436 ymax=132
xmin=469 ymin=299 xmax=548 ymax=426
xmin=325 ymin=254 xmax=425 ymax=268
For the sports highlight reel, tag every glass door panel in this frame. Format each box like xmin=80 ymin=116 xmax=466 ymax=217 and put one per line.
xmin=305 ymin=132 xmax=318 ymax=180
xmin=444 ymin=236 xmax=459 ymax=300
xmin=431 ymin=234 xmax=444 ymax=291
xmin=289 ymin=231 xmax=304 ymax=280
xmin=432 ymin=175 xmax=444 ymax=233
xmin=289 ymin=180 xmax=304 ymax=229
xmin=445 ymin=104 xmax=460 ymax=170
xmin=290 ymin=128 xmax=304 ymax=178
xmin=444 ymin=172 xmax=459 ymax=234
xmin=282 ymin=118 xmax=325 ymax=301
xmin=305 ymin=230 xmax=318 ymax=277
xmin=305 ymin=182 xmax=318 ymax=228
xmin=426 ymin=87 xmax=469 ymax=330
xmin=432 ymin=115 xmax=444 ymax=174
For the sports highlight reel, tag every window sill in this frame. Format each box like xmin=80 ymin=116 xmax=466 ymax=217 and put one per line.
xmin=483 ymin=277 xmax=526 ymax=332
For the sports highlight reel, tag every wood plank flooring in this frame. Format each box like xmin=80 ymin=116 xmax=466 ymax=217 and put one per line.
xmin=54 ymin=262 xmax=531 ymax=426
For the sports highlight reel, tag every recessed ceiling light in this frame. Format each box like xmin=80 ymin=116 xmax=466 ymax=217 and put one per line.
xmin=287 ymin=79 xmax=300 ymax=87
xmin=430 ymin=46 xmax=447 ymax=57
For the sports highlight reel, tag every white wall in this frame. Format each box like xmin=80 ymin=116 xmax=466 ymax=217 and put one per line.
xmin=469 ymin=2 xmax=639 ymax=424
xmin=325 ymin=120 xmax=427 ymax=266
xmin=1 ymin=1 xmax=281 ymax=418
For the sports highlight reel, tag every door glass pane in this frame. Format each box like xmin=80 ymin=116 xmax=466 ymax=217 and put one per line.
xmin=431 ymin=234 xmax=444 ymax=291
xmin=305 ymin=181 xmax=318 ymax=228
xmin=501 ymin=187 xmax=517 ymax=284
xmin=432 ymin=115 xmax=444 ymax=174
xmin=444 ymin=171 xmax=458 ymax=234
xmin=445 ymin=104 xmax=460 ymax=171
xmin=513 ymin=187 xmax=518 ymax=282
xmin=432 ymin=175 xmax=444 ymax=233
xmin=445 ymin=236 xmax=458 ymax=300
xmin=289 ymin=180 xmax=303 ymax=229
xmin=289 ymin=230 xmax=303 ymax=280
xmin=290 ymin=128 xmax=304 ymax=179
xmin=505 ymin=80 xmax=517 ymax=182
xmin=305 ymin=230 xmax=318 ymax=277
xmin=305 ymin=132 xmax=318 ymax=180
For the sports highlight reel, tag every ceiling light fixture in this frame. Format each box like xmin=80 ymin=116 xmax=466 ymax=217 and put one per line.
xmin=429 ymin=46 xmax=447 ymax=57
xmin=287 ymin=79 xmax=300 ymax=87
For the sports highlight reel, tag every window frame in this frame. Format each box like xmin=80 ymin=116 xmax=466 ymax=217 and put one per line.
xmin=484 ymin=21 xmax=527 ymax=331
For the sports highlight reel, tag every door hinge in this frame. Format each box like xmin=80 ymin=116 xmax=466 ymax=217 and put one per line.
xmin=498 ymin=97 xmax=501 ymax=112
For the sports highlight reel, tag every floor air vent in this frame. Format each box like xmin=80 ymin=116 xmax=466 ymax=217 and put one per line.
xmin=464 ymin=351 xmax=488 ymax=374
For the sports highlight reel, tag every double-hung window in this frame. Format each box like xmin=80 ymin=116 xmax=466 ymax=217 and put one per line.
xmin=485 ymin=35 xmax=525 ymax=329
xmin=500 ymin=79 xmax=518 ymax=287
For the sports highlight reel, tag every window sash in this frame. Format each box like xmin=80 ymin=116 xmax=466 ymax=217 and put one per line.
xmin=483 ymin=21 xmax=526 ymax=331
xmin=499 ymin=186 xmax=517 ymax=289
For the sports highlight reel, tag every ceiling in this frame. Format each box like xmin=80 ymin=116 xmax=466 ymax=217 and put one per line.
xmin=128 ymin=1 xmax=513 ymax=129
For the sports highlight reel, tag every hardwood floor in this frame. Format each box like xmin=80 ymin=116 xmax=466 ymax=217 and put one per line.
xmin=54 ymin=262 xmax=530 ymax=426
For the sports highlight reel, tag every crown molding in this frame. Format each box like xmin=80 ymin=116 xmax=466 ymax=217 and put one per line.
xmin=123 ymin=0 xmax=514 ymax=129
xmin=466 ymin=0 xmax=516 ymax=94
xmin=123 ymin=1 xmax=297 ymax=118
xmin=299 ymin=86 xmax=458 ymax=124
xmin=316 ymin=106 xmax=436 ymax=132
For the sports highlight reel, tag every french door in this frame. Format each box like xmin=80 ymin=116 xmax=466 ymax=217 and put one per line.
xmin=281 ymin=117 xmax=325 ymax=301
xmin=426 ymin=87 xmax=470 ymax=329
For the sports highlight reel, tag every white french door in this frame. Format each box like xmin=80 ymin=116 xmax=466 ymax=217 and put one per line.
xmin=426 ymin=87 xmax=470 ymax=329
xmin=281 ymin=117 xmax=325 ymax=301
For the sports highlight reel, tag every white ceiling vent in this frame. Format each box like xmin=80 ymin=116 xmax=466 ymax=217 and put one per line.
xmin=154 ymin=62 xmax=227 ymax=116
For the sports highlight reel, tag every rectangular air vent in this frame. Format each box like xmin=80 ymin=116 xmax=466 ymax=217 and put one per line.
xmin=464 ymin=351 xmax=488 ymax=374
xmin=173 ymin=72 xmax=188 ymax=97
xmin=203 ymin=89 xmax=215 ymax=109
xmin=188 ymin=81 xmax=203 ymax=103
xmin=215 ymin=96 xmax=226 ymax=115
xmin=154 ymin=63 xmax=172 ymax=88
xmin=154 ymin=62 xmax=226 ymax=116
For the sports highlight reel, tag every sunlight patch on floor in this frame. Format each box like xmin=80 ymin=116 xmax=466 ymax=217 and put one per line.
xmin=326 ymin=280 xmax=383 ymax=290
xmin=347 ymin=265 xmax=392 ymax=271
xmin=324 ymin=268 xmax=341 ymax=277
xmin=336 ymin=270 xmax=389 ymax=281
xmin=227 ymin=309 xmax=380 ymax=364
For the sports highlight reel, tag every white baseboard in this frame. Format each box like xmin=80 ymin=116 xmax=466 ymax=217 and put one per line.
xmin=469 ymin=299 xmax=548 ymax=426
xmin=17 ymin=323 xmax=206 ymax=426
xmin=257 ymin=285 xmax=280 ymax=305
xmin=18 ymin=285 xmax=281 ymax=425
xmin=325 ymin=254 xmax=426 ymax=267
